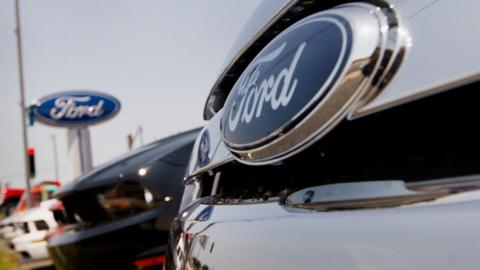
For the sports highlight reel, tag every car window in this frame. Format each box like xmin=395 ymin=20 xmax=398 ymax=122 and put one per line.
xmin=34 ymin=220 xmax=49 ymax=231
xmin=22 ymin=222 xmax=29 ymax=233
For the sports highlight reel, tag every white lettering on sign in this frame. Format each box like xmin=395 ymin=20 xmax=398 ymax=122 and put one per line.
xmin=49 ymin=96 xmax=104 ymax=120
xmin=228 ymin=41 xmax=306 ymax=132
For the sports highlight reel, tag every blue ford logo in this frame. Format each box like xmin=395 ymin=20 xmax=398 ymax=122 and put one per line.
xmin=222 ymin=14 xmax=352 ymax=150
xmin=220 ymin=4 xmax=407 ymax=163
xmin=33 ymin=90 xmax=121 ymax=127
xmin=197 ymin=130 xmax=210 ymax=167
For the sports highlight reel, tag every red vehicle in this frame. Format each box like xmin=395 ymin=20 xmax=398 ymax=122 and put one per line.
xmin=13 ymin=180 xmax=61 ymax=213
xmin=0 ymin=186 xmax=24 ymax=216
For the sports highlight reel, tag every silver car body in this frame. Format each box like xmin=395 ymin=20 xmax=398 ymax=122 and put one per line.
xmin=170 ymin=1 xmax=480 ymax=269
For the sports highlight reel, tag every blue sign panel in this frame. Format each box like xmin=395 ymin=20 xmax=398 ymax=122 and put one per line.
xmin=33 ymin=90 xmax=121 ymax=127
xmin=221 ymin=14 xmax=352 ymax=149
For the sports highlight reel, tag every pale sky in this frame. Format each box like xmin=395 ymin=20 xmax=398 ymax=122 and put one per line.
xmin=0 ymin=0 xmax=260 ymax=187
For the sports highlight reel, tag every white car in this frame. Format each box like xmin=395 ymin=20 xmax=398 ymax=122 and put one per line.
xmin=11 ymin=199 xmax=58 ymax=261
xmin=0 ymin=215 xmax=17 ymax=238
xmin=1 ymin=211 xmax=27 ymax=243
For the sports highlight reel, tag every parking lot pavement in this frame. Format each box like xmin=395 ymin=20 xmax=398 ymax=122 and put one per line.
xmin=0 ymin=240 xmax=21 ymax=270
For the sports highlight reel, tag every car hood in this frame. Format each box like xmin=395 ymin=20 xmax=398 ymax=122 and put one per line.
xmin=55 ymin=128 xmax=201 ymax=198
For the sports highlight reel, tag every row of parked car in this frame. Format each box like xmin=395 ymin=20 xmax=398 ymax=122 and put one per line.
xmin=3 ymin=0 xmax=480 ymax=269
xmin=0 ymin=180 xmax=60 ymax=261
xmin=0 ymin=128 xmax=200 ymax=269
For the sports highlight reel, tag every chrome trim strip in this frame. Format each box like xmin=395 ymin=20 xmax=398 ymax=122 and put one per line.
xmin=354 ymin=71 xmax=480 ymax=118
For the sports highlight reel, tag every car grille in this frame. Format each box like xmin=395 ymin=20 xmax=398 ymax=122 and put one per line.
xmin=198 ymin=81 xmax=480 ymax=201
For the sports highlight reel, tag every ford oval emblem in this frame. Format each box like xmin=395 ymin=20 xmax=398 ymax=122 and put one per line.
xmin=33 ymin=90 xmax=121 ymax=127
xmin=197 ymin=130 xmax=211 ymax=167
xmin=221 ymin=3 xmax=409 ymax=164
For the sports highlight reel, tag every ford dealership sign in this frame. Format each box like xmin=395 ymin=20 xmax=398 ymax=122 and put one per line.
xmin=33 ymin=91 xmax=121 ymax=127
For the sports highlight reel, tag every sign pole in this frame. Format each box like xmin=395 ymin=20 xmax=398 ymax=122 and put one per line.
xmin=67 ymin=127 xmax=93 ymax=180
xmin=51 ymin=134 xmax=59 ymax=180
xmin=14 ymin=0 xmax=32 ymax=208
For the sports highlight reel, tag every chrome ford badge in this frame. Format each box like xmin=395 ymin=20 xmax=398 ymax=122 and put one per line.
xmin=198 ymin=130 xmax=211 ymax=167
xmin=221 ymin=3 xmax=408 ymax=164
xmin=33 ymin=90 xmax=121 ymax=127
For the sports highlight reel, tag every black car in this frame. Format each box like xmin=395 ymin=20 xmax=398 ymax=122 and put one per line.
xmin=48 ymin=128 xmax=200 ymax=270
